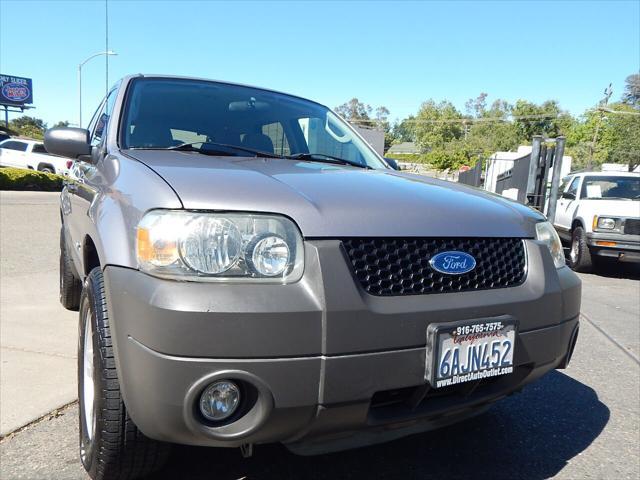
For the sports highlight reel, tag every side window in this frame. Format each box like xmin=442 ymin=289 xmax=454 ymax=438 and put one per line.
xmin=261 ymin=122 xmax=290 ymax=156
xmin=32 ymin=144 xmax=47 ymax=154
xmin=566 ymin=177 xmax=580 ymax=198
xmin=1 ymin=141 xmax=28 ymax=151
xmin=91 ymin=89 xmax=118 ymax=146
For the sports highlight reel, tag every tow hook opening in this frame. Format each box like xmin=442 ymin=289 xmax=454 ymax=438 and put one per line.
xmin=240 ymin=443 xmax=254 ymax=458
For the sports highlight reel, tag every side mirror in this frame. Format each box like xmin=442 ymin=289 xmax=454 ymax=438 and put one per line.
xmin=384 ymin=157 xmax=401 ymax=171
xmin=562 ymin=191 xmax=576 ymax=200
xmin=44 ymin=127 xmax=91 ymax=159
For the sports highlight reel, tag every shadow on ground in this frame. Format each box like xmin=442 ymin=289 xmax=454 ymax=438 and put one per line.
xmin=589 ymin=259 xmax=640 ymax=281
xmin=153 ymin=371 xmax=609 ymax=480
xmin=562 ymin=246 xmax=640 ymax=281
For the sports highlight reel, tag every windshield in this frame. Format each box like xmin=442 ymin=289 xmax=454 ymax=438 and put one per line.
xmin=580 ymin=175 xmax=640 ymax=200
xmin=121 ymin=78 xmax=386 ymax=169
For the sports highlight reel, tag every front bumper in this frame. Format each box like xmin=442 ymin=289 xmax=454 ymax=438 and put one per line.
xmin=104 ymin=240 xmax=581 ymax=453
xmin=587 ymin=232 xmax=640 ymax=262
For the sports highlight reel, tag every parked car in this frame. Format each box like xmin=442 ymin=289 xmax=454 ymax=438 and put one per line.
xmin=45 ymin=75 xmax=581 ymax=480
xmin=0 ymin=138 xmax=71 ymax=175
xmin=554 ymin=171 xmax=640 ymax=272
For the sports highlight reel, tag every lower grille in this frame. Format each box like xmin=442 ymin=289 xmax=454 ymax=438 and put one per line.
xmin=368 ymin=365 xmax=532 ymax=424
xmin=624 ymin=219 xmax=640 ymax=235
xmin=341 ymin=237 xmax=527 ymax=296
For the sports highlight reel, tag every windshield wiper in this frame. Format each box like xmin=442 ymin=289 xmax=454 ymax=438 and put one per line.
xmin=285 ymin=153 xmax=372 ymax=169
xmin=130 ymin=142 xmax=372 ymax=168
xmin=129 ymin=142 xmax=282 ymax=159
xmin=172 ymin=141 xmax=284 ymax=158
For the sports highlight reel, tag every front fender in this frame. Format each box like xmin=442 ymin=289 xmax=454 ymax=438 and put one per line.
xmin=89 ymin=153 xmax=182 ymax=270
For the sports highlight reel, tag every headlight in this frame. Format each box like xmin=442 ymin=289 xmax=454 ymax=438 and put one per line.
xmin=535 ymin=221 xmax=565 ymax=269
xmin=593 ymin=216 xmax=619 ymax=231
xmin=137 ymin=210 xmax=304 ymax=282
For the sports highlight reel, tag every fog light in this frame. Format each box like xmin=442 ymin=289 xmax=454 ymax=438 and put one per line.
xmin=199 ymin=381 xmax=240 ymax=421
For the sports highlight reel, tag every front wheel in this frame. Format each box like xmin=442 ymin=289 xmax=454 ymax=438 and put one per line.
xmin=568 ymin=226 xmax=594 ymax=272
xmin=78 ymin=268 xmax=170 ymax=480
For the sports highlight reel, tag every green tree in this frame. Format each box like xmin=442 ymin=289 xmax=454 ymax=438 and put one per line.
xmin=464 ymin=92 xmax=488 ymax=117
xmin=390 ymin=115 xmax=416 ymax=143
xmin=565 ymin=103 xmax=639 ymax=171
xmin=607 ymin=103 xmax=640 ymax=171
xmin=9 ymin=116 xmax=47 ymax=140
xmin=412 ymin=100 xmax=464 ymax=152
xmin=336 ymin=98 xmax=395 ymax=149
xmin=622 ymin=73 xmax=640 ymax=108
xmin=423 ymin=140 xmax=477 ymax=170
xmin=464 ymin=97 xmax=520 ymax=158
xmin=511 ymin=100 xmax=572 ymax=141
xmin=53 ymin=120 xmax=70 ymax=128
xmin=374 ymin=106 xmax=395 ymax=150
xmin=335 ymin=98 xmax=374 ymax=128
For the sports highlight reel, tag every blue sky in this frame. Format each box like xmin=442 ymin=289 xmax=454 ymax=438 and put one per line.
xmin=0 ymin=0 xmax=638 ymax=127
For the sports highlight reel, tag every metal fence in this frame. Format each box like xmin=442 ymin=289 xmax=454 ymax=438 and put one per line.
xmin=458 ymin=136 xmax=566 ymax=221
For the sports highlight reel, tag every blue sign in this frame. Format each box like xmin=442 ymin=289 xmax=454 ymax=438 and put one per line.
xmin=0 ymin=74 xmax=33 ymax=106
xmin=429 ymin=251 xmax=476 ymax=275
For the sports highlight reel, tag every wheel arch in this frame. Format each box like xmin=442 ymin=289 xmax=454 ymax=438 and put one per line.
xmin=83 ymin=235 xmax=102 ymax=277
xmin=571 ymin=218 xmax=585 ymax=231
xmin=37 ymin=162 xmax=56 ymax=173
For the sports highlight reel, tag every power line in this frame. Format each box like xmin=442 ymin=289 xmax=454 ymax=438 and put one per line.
xmin=598 ymin=107 xmax=640 ymax=116
xmin=349 ymin=112 xmax=565 ymax=125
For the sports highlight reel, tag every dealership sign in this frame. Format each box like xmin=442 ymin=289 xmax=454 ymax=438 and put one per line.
xmin=0 ymin=74 xmax=33 ymax=106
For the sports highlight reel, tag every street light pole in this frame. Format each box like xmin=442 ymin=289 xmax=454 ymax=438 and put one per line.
xmin=78 ymin=50 xmax=117 ymax=127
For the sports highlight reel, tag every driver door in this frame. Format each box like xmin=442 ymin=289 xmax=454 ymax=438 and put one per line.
xmin=554 ymin=176 xmax=582 ymax=234
xmin=64 ymin=93 xmax=110 ymax=270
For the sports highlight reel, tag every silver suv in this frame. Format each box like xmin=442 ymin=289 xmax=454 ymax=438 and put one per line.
xmin=45 ymin=75 xmax=581 ymax=480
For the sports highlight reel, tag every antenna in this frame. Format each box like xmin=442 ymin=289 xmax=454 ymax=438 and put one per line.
xmin=105 ymin=0 xmax=109 ymax=96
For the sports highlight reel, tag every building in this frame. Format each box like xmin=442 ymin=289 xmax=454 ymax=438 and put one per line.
xmin=484 ymin=145 xmax=572 ymax=196
xmin=385 ymin=142 xmax=419 ymax=156
xmin=353 ymin=125 xmax=385 ymax=156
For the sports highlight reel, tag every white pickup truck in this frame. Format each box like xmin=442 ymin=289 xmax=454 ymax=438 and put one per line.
xmin=0 ymin=138 xmax=71 ymax=175
xmin=553 ymin=171 xmax=640 ymax=271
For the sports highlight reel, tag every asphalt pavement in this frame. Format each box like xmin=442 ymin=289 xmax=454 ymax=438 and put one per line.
xmin=0 ymin=191 xmax=638 ymax=479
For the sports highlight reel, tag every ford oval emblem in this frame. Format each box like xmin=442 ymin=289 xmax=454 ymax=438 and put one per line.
xmin=429 ymin=251 xmax=476 ymax=275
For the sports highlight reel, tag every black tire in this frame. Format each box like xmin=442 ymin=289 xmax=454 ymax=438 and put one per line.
xmin=568 ymin=226 xmax=594 ymax=272
xmin=60 ymin=228 xmax=82 ymax=310
xmin=39 ymin=166 xmax=54 ymax=174
xmin=78 ymin=267 xmax=170 ymax=480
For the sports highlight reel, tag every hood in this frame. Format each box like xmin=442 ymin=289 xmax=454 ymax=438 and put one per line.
xmin=126 ymin=151 xmax=545 ymax=238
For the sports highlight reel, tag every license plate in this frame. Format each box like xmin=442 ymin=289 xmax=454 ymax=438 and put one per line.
xmin=425 ymin=318 xmax=517 ymax=388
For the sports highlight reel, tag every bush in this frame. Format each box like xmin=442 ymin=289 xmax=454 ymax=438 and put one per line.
xmin=0 ymin=167 xmax=64 ymax=191
xmin=383 ymin=152 xmax=431 ymax=164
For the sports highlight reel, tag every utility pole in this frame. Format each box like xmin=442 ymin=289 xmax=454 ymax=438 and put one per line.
xmin=588 ymin=83 xmax=613 ymax=170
